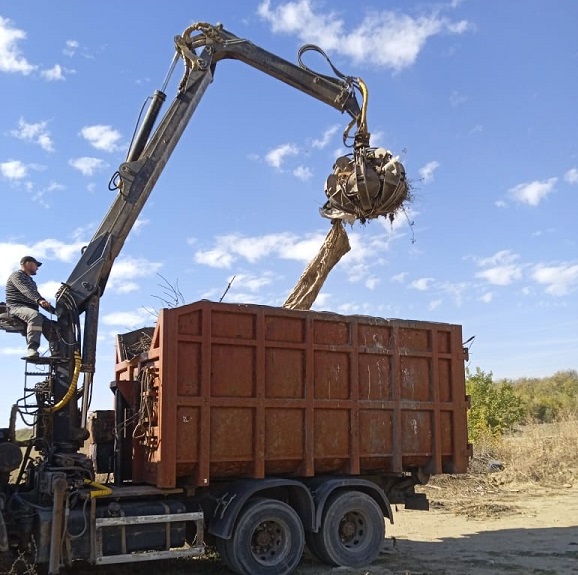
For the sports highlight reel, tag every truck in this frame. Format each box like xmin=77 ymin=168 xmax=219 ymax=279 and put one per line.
xmin=0 ymin=22 xmax=470 ymax=575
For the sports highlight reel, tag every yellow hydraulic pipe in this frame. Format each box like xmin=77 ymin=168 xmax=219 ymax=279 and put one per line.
xmin=44 ymin=351 xmax=81 ymax=414
xmin=83 ymin=479 xmax=113 ymax=499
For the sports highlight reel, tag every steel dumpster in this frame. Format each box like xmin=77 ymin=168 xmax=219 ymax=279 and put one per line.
xmin=114 ymin=301 xmax=470 ymax=488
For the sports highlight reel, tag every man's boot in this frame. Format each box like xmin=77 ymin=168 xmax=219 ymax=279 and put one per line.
xmin=27 ymin=319 xmax=43 ymax=358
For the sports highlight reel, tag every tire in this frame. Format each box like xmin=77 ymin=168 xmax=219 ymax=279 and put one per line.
xmin=309 ymin=490 xmax=385 ymax=567
xmin=305 ymin=530 xmax=325 ymax=562
xmin=220 ymin=497 xmax=305 ymax=575
xmin=216 ymin=535 xmax=237 ymax=573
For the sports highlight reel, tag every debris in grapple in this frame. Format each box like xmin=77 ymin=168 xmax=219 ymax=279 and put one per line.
xmin=321 ymin=146 xmax=408 ymax=223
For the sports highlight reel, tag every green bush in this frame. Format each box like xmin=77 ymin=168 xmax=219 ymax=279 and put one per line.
xmin=510 ymin=370 xmax=578 ymax=423
xmin=466 ymin=367 xmax=525 ymax=442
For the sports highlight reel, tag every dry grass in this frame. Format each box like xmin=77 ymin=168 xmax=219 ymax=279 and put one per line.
xmin=491 ymin=418 xmax=578 ymax=487
xmin=425 ymin=419 xmax=578 ymax=518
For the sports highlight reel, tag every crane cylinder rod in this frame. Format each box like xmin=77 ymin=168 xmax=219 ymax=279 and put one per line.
xmin=126 ymin=89 xmax=167 ymax=163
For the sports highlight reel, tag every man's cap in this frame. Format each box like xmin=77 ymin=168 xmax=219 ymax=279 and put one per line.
xmin=20 ymin=256 xmax=42 ymax=267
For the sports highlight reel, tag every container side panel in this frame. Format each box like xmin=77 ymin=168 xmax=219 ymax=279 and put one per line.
xmin=265 ymin=408 xmax=305 ymax=472
xmin=358 ymin=323 xmax=392 ymax=349
xmin=359 ymin=409 xmax=393 ymax=456
xmin=359 ymin=354 xmax=392 ymax=400
xmin=211 ymin=345 xmax=255 ymax=397
xmin=398 ymin=326 xmax=431 ymax=352
xmin=401 ymin=410 xmax=432 ymax=455
xmin=177 ymin=310 xmax=202 ymax=336
xmin=400 ymin=356 xmax=432 ymax=401
xmin=265 ymin=315 xmax=305 ymax=343
xmin=121 ymin=301 xmax=470 ymax=487
xmin=265 ymin=348 xmax=305 ymax=399
xmin=440 ymin=410 xmax=454 ymax=455
xmin=176 ymin=341 xmax=201 ymax=396
xmin=314 ymin=409 xmax=350 ymax=473
xmin=212 ymin=310 xmax=255 ymax=340
xmin=438 ymin=358 xmax=453 ymax=403
xmin=313 ymin=319 xmax=349 ymax=345
xmin=176 ymin=406 xmax=200 ymax=462
xmin=211 ymin=407 xmax=254 ymax=460
xmin=314 ymin=351 xmax=350 ymax=400
xmin=436 ymin=330 xmax=451 ymax=354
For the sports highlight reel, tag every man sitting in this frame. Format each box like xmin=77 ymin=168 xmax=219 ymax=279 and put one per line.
xmin=5 ymin=256 xmax=57 ymax=358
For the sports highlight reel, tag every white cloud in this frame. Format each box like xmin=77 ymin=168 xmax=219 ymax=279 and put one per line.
xmin=0 ymin=16 xmax=36 ymax=75
xmin=480 ymin=292 xmax=493 ymax=303
xmin=265 ymin=143 xmax=299 ymax=169
xmin=419 ymin=160 xmax=440 ymax=184
xmin=476 ymin=265 xmax=522 ymax=286
xmin=336 ymin=301 xmax=362 ymax=315
xmin=230 ymin=273 xmax=276 ymax=293
xmin=365 ymin=277 xmax=380 ymax=290
xmin=311 ymin=292 xmax=331 ymax=310
xmin=194 ymin=231 xmax=327 ymax=269
xmin=69 ymin=157 xmax=108 ymax=176
xmin=531 ymin=263 xmax=578 ymax=296
xmin=41 ymin=64 xmax=67 ymax=81
xmin=476 ymin=250 xmax=519 ymax=267
xmin=63 ymin=40 xmax=79 ymax=57
xmin=257 ymin=0 xmax=472 ymax=71
xmin=33 ymin=238 xmax=87 ymax=262
xmin=312 ymin=125 xmax=339 ymax=149
xmin=132 ymin=218 xmax=150 ymax=235
xmin=564 ymin=168 xmax=578 ymax=184
xmin=0 ymin=160 xmax=27 ymax=180
xmin=32 ymin=181 xmax=66 ymax=207
xmin=507 ymin=177 xmax=557 ymax=206
xmin=428 ymin=299 xmax=442 ymax=310
xmin=368 ymin=131 xmax=384 ymax=147
xmin=392 ymin=272 xmax=408 ymax=283
xmin=80 ymin=125 xmax=123 ymax=152
xmin=440 ymin=281 xmax=467 ymax=307
xmin=37 ymin=280 xmax=63 ymax=301
xmin=293 ymin=165 xmax=313 ymax=181
xmin=449 ymin=90 xmax=467 ymax=107
xmin=41 ymin=66 xmax=61 ymax=82
xmin=193 ymin=226 xmax=400 ymax=289
xmin=473 ymin=250 xmax=524 ymax=286
xmin=194 ymin=246 xmax=235 ymax=268
xmin=101 ymin=310 xmax=150 ymax=328
xmin=411 ymin=277 xmax=434 ymax=291
xmin=0 ymin=238 xmax=87 ymax=283
xmin=10 ymin=118 xmax=54 ymax=152
xmin=108 ymin=257 xmax=163 ymax=294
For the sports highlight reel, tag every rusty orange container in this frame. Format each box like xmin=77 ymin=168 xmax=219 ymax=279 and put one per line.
xmin=114 ymin=301 xmax=470 ymax=489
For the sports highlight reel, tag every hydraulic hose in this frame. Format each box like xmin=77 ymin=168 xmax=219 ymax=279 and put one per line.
xmin=83 ymin=479 xmax=113 ymax=499
xmin=44 ymin=351 xmax=81 ymax=414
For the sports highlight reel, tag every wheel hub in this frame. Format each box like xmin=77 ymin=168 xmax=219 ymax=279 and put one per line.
xmin=339 ymin=512 xmax=363 ymax=545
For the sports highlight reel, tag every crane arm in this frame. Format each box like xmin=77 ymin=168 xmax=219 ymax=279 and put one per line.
xmin=58 ymin=23 xmax=369 ymax=317
xmin=48 ymin=23 xmax=406 ymax=448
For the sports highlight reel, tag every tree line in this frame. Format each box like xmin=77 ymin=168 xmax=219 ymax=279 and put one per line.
xmin=465 ymin=368 xmax=578 ymax=441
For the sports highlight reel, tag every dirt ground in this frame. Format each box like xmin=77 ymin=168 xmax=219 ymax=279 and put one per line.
xmin=3 ymin=476 xmax=577 ymax=575
xmin=365 ymin=480 xmax=578 ymax=575
xmin=229 ymin=476 xmax=577 ymax=575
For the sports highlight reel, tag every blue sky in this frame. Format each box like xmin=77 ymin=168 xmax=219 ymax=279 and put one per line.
xmin=1 ymin=1 xmax=577 ymax=425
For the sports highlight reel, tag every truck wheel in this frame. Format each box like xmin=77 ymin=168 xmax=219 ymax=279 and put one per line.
xmin=219 ymin=497 xmax=305 ymax=575
xmin=310 ymin=491 xmax=384 ymax=567
xmin=216 ymin=534 xmax=236 ymax=572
